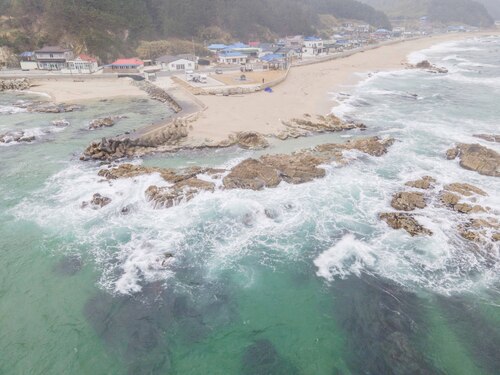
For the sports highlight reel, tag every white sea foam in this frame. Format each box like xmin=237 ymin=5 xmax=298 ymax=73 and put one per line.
xmin=0 ymin=105 xmax=27 ymax=114
xmin=10 ymin=36 xmax=500 ymax=297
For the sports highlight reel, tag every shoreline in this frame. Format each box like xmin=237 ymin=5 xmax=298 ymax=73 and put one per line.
xmin=10 ymin=31 xmax=499 ymax=156
xmin=181 ymin=31 xmax=499 ymax=146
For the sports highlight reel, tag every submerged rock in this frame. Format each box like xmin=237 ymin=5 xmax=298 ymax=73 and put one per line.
xmin=81 ymin=193 xmax=112 ymax=209
xmin=28 ymin=102 xmax=82 ymax=113
xmin=145 ymin=178 xmax=215 ymax=208
xmin=473 ymin=134 xmax=500 ymax=143
xmin=242 ymin=339 xmax=300 ymax=375
xmin=459 ymin=217 xmax=500 ymax=243
xmin=446 ymin=143 xmax=500 ymax=177
xmin=52 ymin=255 xmax=83 ymax=276
xmin=380 ymin=212 xmax=433 ymax=236
xmin=0 ymin=130 xmax=36 ymax=143
xmin=333 ymin=275 xmax=445 ymax=375
xmin=51 ymin=119 xmax=70 ymax=127
xmin=391 ymin=191 xmax=427 ymax=211
xmin=437 ymin=295 xmax=500 ymax=375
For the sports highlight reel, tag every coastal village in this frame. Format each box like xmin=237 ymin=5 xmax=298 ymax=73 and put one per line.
xmin=8 ymin=19 xmax=480 ymax=93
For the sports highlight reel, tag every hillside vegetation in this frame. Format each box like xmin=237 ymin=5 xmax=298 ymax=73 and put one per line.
xmin=359 ymin=0 xmax=494 ymax=25
xmin=0 ymin=0 xmax=391 ymax=61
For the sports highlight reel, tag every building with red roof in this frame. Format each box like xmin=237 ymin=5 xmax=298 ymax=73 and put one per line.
xmin=103 ymin=58 xmax=145 ymax=73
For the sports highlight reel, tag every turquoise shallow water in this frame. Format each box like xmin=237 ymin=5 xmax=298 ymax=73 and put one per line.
xmin=1 ymin=36 xmax=499 ymax=374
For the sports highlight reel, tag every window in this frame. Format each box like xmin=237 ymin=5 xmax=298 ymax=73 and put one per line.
xmin=176 ymin=64 xmax=185 ymax=70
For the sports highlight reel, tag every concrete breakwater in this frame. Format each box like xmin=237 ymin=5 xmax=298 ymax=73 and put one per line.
xmin=134 ymin=81 xmax=182 ymax=113
xmin=0 ymin=78 xmax=31 ymax=91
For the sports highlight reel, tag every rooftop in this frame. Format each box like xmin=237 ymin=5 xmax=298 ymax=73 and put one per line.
xmin=35 ymin=46 xmax=71 ymax=53
xmin=156 ymin=54 xmax=197 ymax=64
xmin=111 ymin=58 xmax=144 ymax=66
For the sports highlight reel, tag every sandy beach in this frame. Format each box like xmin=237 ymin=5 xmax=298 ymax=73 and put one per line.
xmin=29 ymin=78 xmax=147 ymax=102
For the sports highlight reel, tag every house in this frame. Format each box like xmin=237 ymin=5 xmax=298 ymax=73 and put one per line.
xmin=34 ymin=46 xmax=74 ymax=71
xmin=208 ymin=44 xmax=228 ymax=53
xmin=260 ymin=54 xmax=288 ymax=70
xmin=274 ymin=46 xmax=300 ymax=60
xmin=356 ymin=24 xmax=371 ymax=34
xmin=217 ymin=51 xmax=247 ymax=65
xmin=104 ymin=58 xmax=144 ymax=73
xmin=302 ymin=37 xmax=326 ymax=56
xmin=66 ymin=54 xmax=99 ymax=74
xmin=19 ymin=52 xmax=38 ymax=71
xmin=156 ymin=54 xmax=198 ymax=71
xmin=373 ymin=29 xmax=392 ymax=39
xmin=223 ymin=43 xmax=260 ymax=58
xmin=284 ymin=35 xmax=304 ymax=48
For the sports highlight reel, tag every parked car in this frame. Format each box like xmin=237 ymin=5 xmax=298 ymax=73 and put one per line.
xmin=215 ymin=69 xmax=223 ymax=74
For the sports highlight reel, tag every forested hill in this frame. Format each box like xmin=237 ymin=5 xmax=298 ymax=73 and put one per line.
xmin=358 ymin=0 xmax=495 ymax=25
xmin=0 ymin=0 xmax=390 ymax=61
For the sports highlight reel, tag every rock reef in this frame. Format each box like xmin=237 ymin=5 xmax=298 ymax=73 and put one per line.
xmin=380 ymin=177 xmax=498 ymax=242
xmin=97 ymin=137 xmax=394 ymax=208
xmin=446 ymin=143 xmax=500 ymax=177
xmin=279 ymin=114 xmax=366 ymax=140
xmin=407 ymin=60 xmax=448 ymax=74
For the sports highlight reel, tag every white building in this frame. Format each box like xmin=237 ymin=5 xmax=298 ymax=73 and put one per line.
xmin=65 ymin=54 xmax=99 ymax=74
xmin=302 ymin=37 xmax=325 ymax=56
xmin=156 ymin=54 xmax=198 ymax=71
xmin=19 ymin=52 xmax=38 ymax=71
xmin=34 ymin=46 xmax=74 ymax=71
xmin=217 ymin=52 xmax=247 ymax=65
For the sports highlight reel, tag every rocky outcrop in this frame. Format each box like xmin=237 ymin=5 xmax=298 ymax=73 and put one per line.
xmin=89 ymin=117 xmax=116 ymax=130
xmin=391 ymin=192 xmax=427 ymax=211
xmin=145 ymin=178 xmax=214 ymax=208
xmin=96 ymin=137 xmax=394 ymax=209
xmin=28 ymin=102 xmax=82 ymax=113
xmin=231 ymin=132 xmax=269 ymax=150
xmin=223 ymin=159 xmax=282 ymax=190
xmin=135 ymin=81 xmax=182 ymax=113
xmin=459 ymin=217 xmax=500 ymax=243
xmin=98 ymin=163 xmax=224 ymax=184
xmin=82 ymin=120 xmax=189 ymax=161
xmin=51 ymin=119 xmax=70 ymax=127
xmin=444 ymin=183 xmax=487 ymax=197
xmin=0 ymin=78 xmax=31 ymax=91
xmin=408 ymin=60 xmax=448 ymax=74
xmin=439 ymin=184 xmax=488 ymax=214
xmin=446 ymin=143 xmax=500 ymax=177
xmin=81 ymin=193 xmax=112 ymax=208
xmin=379 ymin=213 xmax=433 ymax=236
xmin=404 ymin=176 xmax=436 ymax=190
xmin=223 ymin=137 xmax=394 ymax=190
xmin=473 ymin=134 xmax=500 ymax=143
xmin=0 ymin=130 xmax=35 ymax=143
xmin=381 ymin=177 xmax=496 ymax=241
xmin=279 ymin=114 xmax=366 ymax=140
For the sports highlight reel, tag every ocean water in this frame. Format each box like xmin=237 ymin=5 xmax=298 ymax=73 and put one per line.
xmin=1 ymin=36 xmax=499 ymax=374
